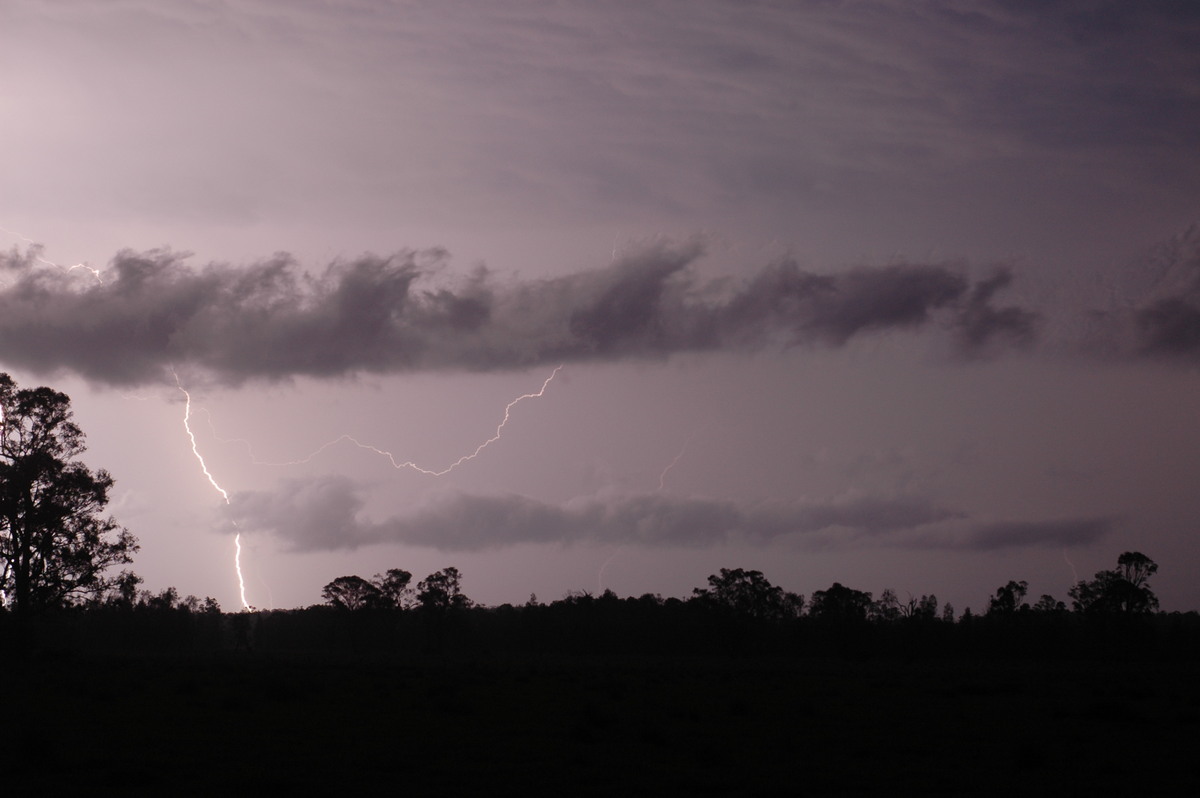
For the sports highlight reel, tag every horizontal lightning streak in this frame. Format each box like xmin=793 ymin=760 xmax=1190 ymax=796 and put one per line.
xmin=210 ymin=365 xmax=563 ymax=476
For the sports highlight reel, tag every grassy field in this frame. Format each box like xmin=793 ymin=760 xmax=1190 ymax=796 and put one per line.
xmin=4 ymin=649 xmax=1198 ymax=795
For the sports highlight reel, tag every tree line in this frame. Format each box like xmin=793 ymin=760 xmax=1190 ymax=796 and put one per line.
xmin=252 ymin=554 xmax=1189 ymax=660
xmin=319 ymin=552 xmax=1163 ymax=623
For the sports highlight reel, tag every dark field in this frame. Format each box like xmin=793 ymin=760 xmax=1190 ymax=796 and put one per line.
xmin=5 ymin=649 xmax=1198 ymax=796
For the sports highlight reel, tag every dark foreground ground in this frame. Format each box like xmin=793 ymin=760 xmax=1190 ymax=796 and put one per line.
xmin=4 ymin=649 xmax=1198 ymax=796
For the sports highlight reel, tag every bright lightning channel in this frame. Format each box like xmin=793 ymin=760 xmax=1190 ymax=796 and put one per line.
xmin=175 ymin=371 xmax=251 ymax=611
xmin=178 ymin=365 xmax=561 ymax=610
xmin=209 ymin=366 xmax=563 ymax=476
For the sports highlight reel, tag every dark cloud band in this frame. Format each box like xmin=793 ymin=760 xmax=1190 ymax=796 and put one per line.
xmin=224 ymin=476 xmax=1104 ymax=553
xmin=0 ymin=240 xmax=1034 ymax=386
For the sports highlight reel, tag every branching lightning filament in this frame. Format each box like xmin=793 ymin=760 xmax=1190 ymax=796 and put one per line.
xmin=175 ymin=364 xmax=561 ymax=607
xmin=0 ymin=226 xmax=104 ymax=283
xmin=210 ymin=365 xmax=563 ymax=476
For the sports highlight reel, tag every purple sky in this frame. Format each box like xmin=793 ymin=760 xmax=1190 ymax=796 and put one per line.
xmin=2 ymin=0 xmax=1199 ymax=612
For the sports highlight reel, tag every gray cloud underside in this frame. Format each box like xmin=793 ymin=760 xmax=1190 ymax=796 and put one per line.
xmin=225 ymin=475 xmax=1107 ymax=554
xmin=966 ymin=518 xmax=1112 ymax=551
xmin=0 ymin=240 xmax=1036 ymax=386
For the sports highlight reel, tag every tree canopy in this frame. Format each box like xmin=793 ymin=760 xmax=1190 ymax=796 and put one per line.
xmin=692 ymin=567 xmax=803 ymax=620
xmin=0 ymin=374 xmax=137 ymax=615
xmin=987 ymin=580 xmax=1030 ymax=615
xmin=1069 ymin=551 xmax=1160 ymax=614
xmin=321 ymin=567 xmax=467 ymax=611
xmin=809 ymin=582 xmax=873 ymax=623
xmin=321 ymin=575 xmax=383 ymax=610
xmin=416 ymin=567 xmax=472 ymax=610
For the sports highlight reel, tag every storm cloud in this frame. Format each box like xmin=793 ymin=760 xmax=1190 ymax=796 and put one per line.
xmin=0 ymin=240 xmax=1034 ymax=386
xmin=225 ymin=476 xmax=1103 ymax=554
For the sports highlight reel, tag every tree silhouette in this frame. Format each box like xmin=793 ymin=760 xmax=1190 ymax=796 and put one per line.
xmin=1114 ymin=551 xmax=1158 ymax=590
xmin=1031 ymin=594 xmax=1066 ymax=614
xmin=416 ymin=567 xmax=472 ymax=610
xmin=809 ymin=583 xmax=873 ymax=622
xmin=907 ymin=593 xmax=939 ymax=620
xmin=321 ymin=575 xmax=382 ymax=610
xmin=874 ymin=588 xmax=902 ymax=622
xmin=0 ymin=374 xmax=138 ymax=615
xmin=373 ymin=568 xmax=413 ymax=609
xmin=692 ymin=567 xmax=802 ymax=620
xmin=987 ymin=580 xmax=1030 ymax=615
xmin=1069 ymin=551 xmax=1159 ymax=614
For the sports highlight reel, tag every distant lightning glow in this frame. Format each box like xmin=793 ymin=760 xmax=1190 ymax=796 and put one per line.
xmin=175 ymin=371 xmax=251 ymax=610
xmin=210 ymin=365 xmax=563 ymax=476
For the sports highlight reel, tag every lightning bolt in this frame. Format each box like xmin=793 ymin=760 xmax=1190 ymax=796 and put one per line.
xmin=205 ymin=365 xmax=563 ymax=477
xmin=1062 ymin=547 xmax=1080 ymax=584
xmin=601 ymin=430 xmax=700 ymax=593
xmin=657 ymin=430 xmax=700 ymax=491
xmin=174 ymin=370 xmax=251 ymax=611
xmin=176 ymin=365 xmax=561 ymax=609
xmin=5 ymin=225 xmax=563 ymax=608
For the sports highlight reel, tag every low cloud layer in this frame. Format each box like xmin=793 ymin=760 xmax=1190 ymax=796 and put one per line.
xmin=966 ymin=518 xmax=1112 ymax=551
xmin=8 ymin=226 xmax=1198 ymax=387
xmin=225 ymin=476 xmax=1107 ymax=554
xmin=0 ymin=240 xmax=1035 ymax=386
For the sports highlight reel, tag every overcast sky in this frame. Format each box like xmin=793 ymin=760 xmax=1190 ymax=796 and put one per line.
xmin=2 ymin=0 xmax=1198 ymax=612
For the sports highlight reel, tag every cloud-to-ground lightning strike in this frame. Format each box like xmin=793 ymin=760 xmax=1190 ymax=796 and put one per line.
xmin=207 ymin=366 xmax=564 ymax=477
xmin=175 ymin=371 xmax=251 ymax=610
xmin=177 ymin=366 xmax=560 ymax=607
